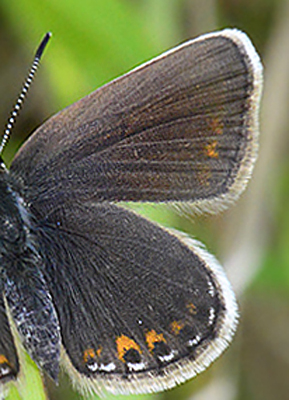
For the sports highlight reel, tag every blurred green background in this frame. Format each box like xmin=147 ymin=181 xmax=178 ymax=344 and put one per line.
xmin=0 ymin=0 xmax=289 ymax=400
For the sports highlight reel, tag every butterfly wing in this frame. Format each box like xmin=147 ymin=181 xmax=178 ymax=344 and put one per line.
xmin=11 ymin=29 xmax=262 ymax=217
xmin=35 ymin=202 xmax=237 ymax=395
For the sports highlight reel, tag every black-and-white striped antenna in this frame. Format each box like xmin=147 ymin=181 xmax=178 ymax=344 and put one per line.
xmin=0 ymin=32 xmax=52 ymax=155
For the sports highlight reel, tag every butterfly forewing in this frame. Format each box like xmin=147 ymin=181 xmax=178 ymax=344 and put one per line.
xmin=11 ymin=30 xmax=261 ymax=216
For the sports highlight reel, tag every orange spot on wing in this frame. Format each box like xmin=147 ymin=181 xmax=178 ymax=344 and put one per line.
xmin=0 ymin=354 xmax=9 ymax=365
xmin=170 ymin=320 xmax=185 ymax=335
xmin=83 ymin=347 xmax=102 ymax=363
xmin=96 ymin=347 xmax=102 ymax=357
xmin=116 ymin=335 xmax=141 ymax=362
xmin=83 ymin=348 xmax=96 ymax=363
xmin=205 ymin=141 xmax=218 ymax=158
xmin=145 ymin=330 xmax=166 ymax=352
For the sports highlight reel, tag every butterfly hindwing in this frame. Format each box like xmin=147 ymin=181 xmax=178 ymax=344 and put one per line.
xmin=34 ymin=202 xmax=237 ymax=394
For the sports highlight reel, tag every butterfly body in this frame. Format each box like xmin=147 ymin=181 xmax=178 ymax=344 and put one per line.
xmin=0 ymin=164 xmax=60 ymax=383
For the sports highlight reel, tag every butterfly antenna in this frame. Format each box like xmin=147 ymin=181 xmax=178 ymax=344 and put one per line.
xmin=0 ymin=32 xmax=52 ymax=155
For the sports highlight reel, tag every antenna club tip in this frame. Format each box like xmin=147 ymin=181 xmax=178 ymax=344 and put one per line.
xmin=35 ymin=32 xmax=52 ymax=59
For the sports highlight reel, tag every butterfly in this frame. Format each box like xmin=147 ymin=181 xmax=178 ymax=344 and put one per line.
xmin=0 ymin=28 xmax=262 ymax=396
